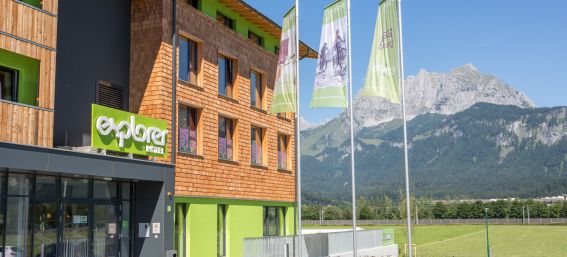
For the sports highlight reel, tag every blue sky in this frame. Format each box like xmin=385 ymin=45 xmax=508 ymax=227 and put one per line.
xmin=246 ymin=0 xmax=567 ymax=124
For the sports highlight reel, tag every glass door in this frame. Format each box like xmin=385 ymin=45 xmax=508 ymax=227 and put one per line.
xmin=62 ymin=203 xmax=89 ymax=257
xmin=93 ymin=204 xmax=118 ymax=257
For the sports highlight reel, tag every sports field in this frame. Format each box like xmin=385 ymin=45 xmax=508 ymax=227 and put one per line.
xmin=304 ymin=224 xmax=567 ymax=257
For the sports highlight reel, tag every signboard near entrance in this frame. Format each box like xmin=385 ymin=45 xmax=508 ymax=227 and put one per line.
xmin=91 ymin=104 xmax=168 ymax=157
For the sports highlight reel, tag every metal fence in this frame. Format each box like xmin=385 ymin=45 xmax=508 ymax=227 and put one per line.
xmin=243 ymin=230 xmax=386 ymax=257
xmin=303 ymin=218 xmax=567 ymax=226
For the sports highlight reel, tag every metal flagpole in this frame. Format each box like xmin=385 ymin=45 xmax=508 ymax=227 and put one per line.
xmin=346 ymin=0 xmax=358 ymax=256
xmin=397 ymin=0 xmax=413 ymax=256
xmin=294 ymin=1 xmax=303 ymax=256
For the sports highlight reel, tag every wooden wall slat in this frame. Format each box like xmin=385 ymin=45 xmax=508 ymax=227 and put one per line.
xmin=0 ymin=0 xmax=57 ymax=48
xmin=0 ymin=102 xmax=53 ymax=146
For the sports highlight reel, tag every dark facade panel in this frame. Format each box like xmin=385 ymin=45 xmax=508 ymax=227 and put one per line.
xmin=54 ymin=0 xmax=132 ymax=147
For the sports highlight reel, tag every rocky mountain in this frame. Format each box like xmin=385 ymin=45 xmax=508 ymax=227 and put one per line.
xmin=302 ymin=103 xmax=567 ymax=202
xmin=301 ymin=64 xmax=535 ymax=156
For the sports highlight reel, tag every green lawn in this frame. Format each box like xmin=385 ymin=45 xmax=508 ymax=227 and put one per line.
xmin=304 ymin=224 xmax=567 ymax=257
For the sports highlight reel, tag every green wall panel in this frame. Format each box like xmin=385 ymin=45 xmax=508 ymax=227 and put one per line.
xmin=227 ymin=205 xmax=263 ymax=257
xmin=0 ymin=49 xmax=39 ymax=105
xmin=285 ymin=207 xmax=296 ymax=236
xmin=188 ymin=203 xmax=217 ymax=257
xmin=175 ymin=197 xmax=295 ymax=257
xmin=199 ymin=0 xmax=279 ymax=53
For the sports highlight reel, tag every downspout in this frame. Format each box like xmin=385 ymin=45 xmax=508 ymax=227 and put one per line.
xmin=171 ymin=0 xmax=177 ymax=165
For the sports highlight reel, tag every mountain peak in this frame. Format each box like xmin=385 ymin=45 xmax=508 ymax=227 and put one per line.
xmin=452 ymin=63 xmax=479 ymax=74
xmin=301 ymin=65 xmax=536 ymax=156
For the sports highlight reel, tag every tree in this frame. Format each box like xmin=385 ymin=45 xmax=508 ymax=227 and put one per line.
xmin=432 ymin=202 xmax=448 ymax=219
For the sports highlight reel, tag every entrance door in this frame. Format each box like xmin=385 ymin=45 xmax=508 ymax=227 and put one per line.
xmin=62 ymin=203 xmax=90 ymax=257
xmin=62 ymin=203 xmax=120 ymax=257
xmin=92 ymin=204 xmax=119 ymax=257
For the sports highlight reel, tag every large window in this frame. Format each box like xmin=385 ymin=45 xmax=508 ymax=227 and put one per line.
xmin=0 ymin=66 xmax=18 ymax=102
xmin=250 ymin=70 xmax=264 ymax=109
xmin=277 ymin=134 xmax=290 ymax=170
xmin=218 ymin=116 xmax=236 ymax=161
xmin=263 ymin=207 xmax=285 ymax=236
xmin=179 ymin=106 xmax=200 ymax=155
xmin=217 ymin=205 xmax=227 ymax=257
xmin=179 ymin=37 xmax=199 ymax=84
xmin=216 ymin=12 xmax=234 ymax=30
xmin=251 ymin=126 xmax=265 ymax=166
xmin=248 ymin=31 xmax=263 ymax=46
xmin=218 ymin=55 xmax=235 ymax=98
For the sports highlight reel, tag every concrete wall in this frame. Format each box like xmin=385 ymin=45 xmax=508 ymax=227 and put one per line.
xmin=54 ymin=0 xmax=131 ymax=147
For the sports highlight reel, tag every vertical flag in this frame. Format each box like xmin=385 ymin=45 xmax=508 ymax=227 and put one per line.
xmin=361 ymin=0 xmax=401 ymax=104
xmin=270 ymin=7 xmax=298 ymax=114
xmin=310 ymin=0 xmax=348 ymax=108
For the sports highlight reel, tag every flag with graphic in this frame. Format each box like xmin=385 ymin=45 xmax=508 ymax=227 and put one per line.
xmin=310 ymin=0 xmax=348 ymax=108
xmin=361 ymin=0 xmax=401 ymax=104
xmin=270 ymin=7 xmax=298 ymax=114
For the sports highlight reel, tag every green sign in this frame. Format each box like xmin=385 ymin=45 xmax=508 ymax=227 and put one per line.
xmin=91 ymin=104 xmax=168 ymax=157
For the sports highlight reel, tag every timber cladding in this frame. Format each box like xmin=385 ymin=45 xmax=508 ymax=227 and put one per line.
xmin=0 ymin=0 xmax=58 ymax=147
xmin=130 ymin=0 xmax=296 ymax=202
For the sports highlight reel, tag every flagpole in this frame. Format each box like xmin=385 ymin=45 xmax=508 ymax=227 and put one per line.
xmin=346 ymin=0 xmax=358 ymax=256
xmin=294 ymin=1 xmax=303 ymax=257
xmin=397 ymin=0 xmax=413 ymax=256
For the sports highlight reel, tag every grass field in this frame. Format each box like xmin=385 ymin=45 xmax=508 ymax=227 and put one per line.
xmin=304 ymin=224 xmax=567 ymax=257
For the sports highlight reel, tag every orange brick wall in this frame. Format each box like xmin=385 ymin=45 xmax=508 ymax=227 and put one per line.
xmin=130 ymin=0 xmax=296 ymax=202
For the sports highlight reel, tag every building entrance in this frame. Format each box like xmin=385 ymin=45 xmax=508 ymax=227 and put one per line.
xmin=0 ymin=171 xmax=132 ymax=257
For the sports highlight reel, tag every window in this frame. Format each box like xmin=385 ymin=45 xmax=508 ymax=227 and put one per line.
xmin=248 ymin=31 xmax=263 ymax=46
xmin=179 ymin=37 xmax=199 ymax=84
xmin=274 ymin=46 xmax=280 ymax=55
xmin=0 ymin=49 xmax=39 ymax=106
xmin=18 ymin=0 xmax=42 ymax=9
xmin=263 ymin=207 xmax=285 ymax=236
xmin=179 ymin=106 xmax=200 ymax=155
xmin=217 ymin=205 xmax=227 ymax=257
xmin=251 ymin=126 xmax=265 ymax=166
xmin=218 ymin=116 xmax=236 ymax=161
xmin=185 ymin=0 xmax=198 ymax=8
xmin=216 ymin=12 xmax=234 ymax=30
xmin=218 ymin=55 xmax=235 ymax=97
xmin=0 ymin=66 xmax=18 ymax=102
xmin=250 ymin=70 xmax=264 ymax=109
xmin=278 ymin=134 xmax=289 ymax=170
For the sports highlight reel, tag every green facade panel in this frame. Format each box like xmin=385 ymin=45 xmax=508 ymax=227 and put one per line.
xmin=226 ymin=205 xmax=263 ymax=257
xmin=0 ymin=48 xmax=39 ymax=106
xmin=199 ymin=0 xmax=279 ymax=53
xmin=188 ymin=203 xmax=218 ymax=257
xmin=175 ymin=197 xmax=295 ymax=257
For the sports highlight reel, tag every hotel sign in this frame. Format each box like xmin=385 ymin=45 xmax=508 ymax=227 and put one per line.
xmin=91 ymin=104 xmax=168 ymax=157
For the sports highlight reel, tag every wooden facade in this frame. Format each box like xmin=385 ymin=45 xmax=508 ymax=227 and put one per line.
xmin=0 ymin=0 xmax=58 ymax=147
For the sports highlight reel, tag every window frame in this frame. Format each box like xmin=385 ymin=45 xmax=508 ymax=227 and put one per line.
xmin=218 ymin=116 xmax=237 ymax=161
xmin=178 ymin=105 xmax=202 ymax=156
xmin=250 ymin=126 xmax=267 ymax=166
xmin=263 ymin=206 xmax=285 ymax=237
xmin=277 ymin=134 xmax=291 ymax=170
xmin=249 ymin=69 xmax=265 ymax=110
xmin=248 ymin=31 xmax=263 ymax=46
xmin=218 ymin=54 xmax=237 ymax=98
xmin=178 ymin=36 xmax=201 ymax=86
xmin=216 ymin=12 xmax=234 ymax=30
xmin=0 ymin=65 xmax=19 ymax=103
